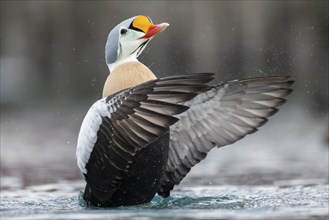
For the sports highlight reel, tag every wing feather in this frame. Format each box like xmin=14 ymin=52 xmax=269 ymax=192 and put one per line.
xmin=158 ymin=76 xmax=293 ymax=197
xmin=76 ymin=73 xmax=214 ymax=205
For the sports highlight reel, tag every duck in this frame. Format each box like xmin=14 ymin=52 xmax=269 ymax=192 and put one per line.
xmin=76 ymin=15 xmax=293 ymax=207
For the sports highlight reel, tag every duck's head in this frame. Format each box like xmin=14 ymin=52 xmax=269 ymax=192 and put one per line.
xmin=105 ymin=15 xmax=169 ymax=72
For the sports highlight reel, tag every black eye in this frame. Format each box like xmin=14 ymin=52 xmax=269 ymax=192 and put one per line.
xmin=120 ymin=28 xmax=127 ymax=35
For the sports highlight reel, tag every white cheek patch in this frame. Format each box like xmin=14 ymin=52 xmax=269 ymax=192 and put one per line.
xmin=108 ymin=31 xmax=147 ymax=72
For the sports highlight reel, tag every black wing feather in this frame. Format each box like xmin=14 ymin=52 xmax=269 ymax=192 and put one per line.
xmin=82 ymin=74 xmax=214 ymax=205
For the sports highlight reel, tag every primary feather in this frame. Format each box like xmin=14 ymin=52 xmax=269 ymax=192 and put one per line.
xmin=158 ymin=77 xmax=293 ymax=197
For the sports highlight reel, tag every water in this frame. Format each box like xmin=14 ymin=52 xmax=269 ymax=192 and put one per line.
xmin=1 ymin=106 xmax=328 ymax=219
xmin=1 ymin=180 xmax=328 ymax=220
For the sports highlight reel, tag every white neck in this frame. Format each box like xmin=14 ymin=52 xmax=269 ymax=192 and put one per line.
xmin=108 ymin=55 xmax=138 ymax=72
xmin=107 ymin=38 xmax=151 ymax=72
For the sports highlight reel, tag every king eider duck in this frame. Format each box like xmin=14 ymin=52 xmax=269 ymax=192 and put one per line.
xmin=76 ymin=15 xmax=293 ymax=207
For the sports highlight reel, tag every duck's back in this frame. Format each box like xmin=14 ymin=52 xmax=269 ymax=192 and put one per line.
xmin=99 ymin=133 xmax=170 ymax=207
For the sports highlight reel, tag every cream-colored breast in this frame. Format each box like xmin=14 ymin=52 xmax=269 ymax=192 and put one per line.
xmin=102 ymin=61 xmax=157 ymax=98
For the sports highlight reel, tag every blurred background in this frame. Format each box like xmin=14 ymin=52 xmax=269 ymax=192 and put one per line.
xmin=1 ymin=1 xmax=328 ymax=189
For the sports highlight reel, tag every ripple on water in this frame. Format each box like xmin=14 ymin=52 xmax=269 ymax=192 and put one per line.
xmin=79 ymin=193 xmax=244 ymax=210
xmin=0 ymin=183 xmax=328 ymax=220
xmin=77 ymin=191 xmax=244 ymax=216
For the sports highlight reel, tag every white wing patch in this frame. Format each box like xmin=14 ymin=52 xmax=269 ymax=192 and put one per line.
xmin=76 ymin=97 xmax=117 ymax=174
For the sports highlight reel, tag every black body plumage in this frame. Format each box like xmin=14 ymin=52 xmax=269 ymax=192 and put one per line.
xmin=84 ymin=133 xmax=170 ymax=207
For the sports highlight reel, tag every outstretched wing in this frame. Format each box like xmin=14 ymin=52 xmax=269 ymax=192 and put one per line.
xmin=76 ymin=73 xmax=214 ymax=205
xmin=158 ymin=76 xmax=294 ymax=197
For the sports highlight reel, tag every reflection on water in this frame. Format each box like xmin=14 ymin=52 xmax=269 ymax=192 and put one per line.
xmin=79 ymin=192 xmax=243 ymax=210
xmin=1 ymin=181 xmax=328 ymax=220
